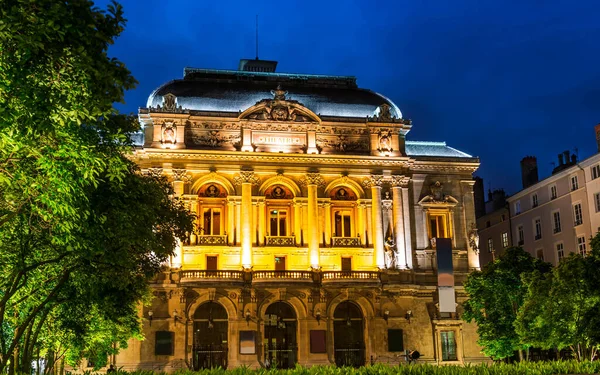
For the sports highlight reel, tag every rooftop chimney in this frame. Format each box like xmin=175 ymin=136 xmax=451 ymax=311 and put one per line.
xmin=520 ymin=156 xmax=539 ymax=189
xmin=558 ymin=153 xmax=564 ymax=166
xmin=596 ymin=124 xmax=600 ymax=153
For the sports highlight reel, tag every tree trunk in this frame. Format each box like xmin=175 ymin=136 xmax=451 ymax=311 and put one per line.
xmin=518 ymin=349 xmax=523 ymax=362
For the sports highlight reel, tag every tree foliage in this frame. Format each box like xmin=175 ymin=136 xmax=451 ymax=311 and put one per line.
xmin=462 ymin=247 xmax=551 ymax=360
xmin=0 ymin=1 xmax=195 ymax=373
xmin=516 ymin=236 xmax=600 ymax=361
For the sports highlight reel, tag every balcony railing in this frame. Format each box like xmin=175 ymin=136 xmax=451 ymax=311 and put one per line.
xmin=253 ymin=270 xmax=314 ymax=282
xmin=331 ymin=237 xmax=361 ymax=247
xmin=197 ymin=235 xmax=227 ymax=245
xmin=322 ymin=271 xmax=380 ymax=282
xmin=180 ymin=270 xmax=244 ymax=282
xmin=179 ymin=270 xmax=382 ymax=285
xmin=265 ymin=236 xmax=295 ymax=246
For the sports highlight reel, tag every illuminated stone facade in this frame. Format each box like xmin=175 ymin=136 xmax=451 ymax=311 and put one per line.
xmin=117 ymin=64 xmax=487 ymax=370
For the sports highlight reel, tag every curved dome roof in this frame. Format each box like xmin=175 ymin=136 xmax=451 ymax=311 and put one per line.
xmin=146 ymin=68 xmax=402 ymax=119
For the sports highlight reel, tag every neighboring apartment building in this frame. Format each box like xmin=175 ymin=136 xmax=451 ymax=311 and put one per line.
xmin=476 ymin=190 xmax=511 ymax=265
xmin=507 ymin=133 xmax=600 ymax=265
xmin=110 ymin=58 xmax=487 ymax=370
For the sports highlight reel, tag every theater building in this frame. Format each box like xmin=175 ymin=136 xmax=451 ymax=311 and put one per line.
xmin=118 ymin=59 xmax=486 ymax=369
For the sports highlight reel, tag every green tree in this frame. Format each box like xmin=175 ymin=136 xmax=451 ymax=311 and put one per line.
xmin=462 ymin=247 xmax=551 ymax=360
xmin=0 ymin=1 xmax=195 ymax=373
xmin=516 ymin=240 xmax=600 ymax=361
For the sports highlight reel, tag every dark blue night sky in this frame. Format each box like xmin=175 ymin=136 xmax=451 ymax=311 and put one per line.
xmin=99 ymin=0 xmax=600 ymax=195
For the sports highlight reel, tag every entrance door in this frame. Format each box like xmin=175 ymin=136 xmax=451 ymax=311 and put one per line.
xmin=193 ymin=302 xmax=228 ymax=369
xmin=264 ymin=302 xmax=297 ymax=368
xmin=333 ymin=301 xmax=365 ymax=367
xmin=206 ymin=256 xmax=218 ymax=270
xmin=341 ymin=257 xmax=352 ymax=272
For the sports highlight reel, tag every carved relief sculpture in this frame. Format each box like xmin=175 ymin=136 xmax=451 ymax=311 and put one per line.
xmin=163 ymin=93 xmax=177 ymax=111
xmin=161 ymin=122 xmax=177 ymax=145
xmin=377 ymin=130 xmax=393 ymax=153
xmin=468 ymin=223 xmax=479 ymax=254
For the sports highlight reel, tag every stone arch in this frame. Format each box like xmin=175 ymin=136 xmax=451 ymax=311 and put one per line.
xmin=326 ymin=292 xmax=374 ymax=320
xmin=324 ymin=177 xmax=365 ymax=199
xmin=187 ymin=291 xmax=238 ymax=321
xmin=191 ymin=172 xmax=235 ymax=196
xmin=258 ymin=294 xmax=307 ymax=320
xmin=258 ymin=175 xmax=301 ymax=197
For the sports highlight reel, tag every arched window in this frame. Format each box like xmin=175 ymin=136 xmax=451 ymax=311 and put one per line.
xmin=330 ymin=187 xmax=359 ymax=246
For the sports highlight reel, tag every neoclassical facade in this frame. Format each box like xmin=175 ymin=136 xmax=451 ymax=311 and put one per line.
xmin=117 ymin=63 xmax=486 ymax=370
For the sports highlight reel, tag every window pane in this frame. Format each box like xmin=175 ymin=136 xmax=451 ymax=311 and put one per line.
xmin=441 ymin=331 xmax=457 ymax=361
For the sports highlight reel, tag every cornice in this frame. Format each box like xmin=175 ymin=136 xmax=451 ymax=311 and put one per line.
xmin=133 ymin=149 xmax=479 ymax=173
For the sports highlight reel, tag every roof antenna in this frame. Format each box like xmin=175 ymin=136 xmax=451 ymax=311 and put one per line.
xmin=255 ymin=15 xmax=259 ymax=60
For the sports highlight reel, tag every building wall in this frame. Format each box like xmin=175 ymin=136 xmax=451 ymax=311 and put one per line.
xmin=508 ymin=153 xmax=600 ymax=264
xmin=477 ymin=208 xmax=511 ymax=265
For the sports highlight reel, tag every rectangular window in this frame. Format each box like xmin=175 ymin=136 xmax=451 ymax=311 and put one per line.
xmin=550 ymin=185 xmax=557 ymax=200
xmin=334 ymin=210 xmax=352 ymax=237
xmin=515 ymin=201 xmax=521 ymax=215
xmin=517 ymin=225 xmax=524 ymax=245
xmin=341 ymin=257 xmax=352 ymax=272
xmin=553 ymin=211 xmax=561 ymax=233
xmin=274 ymin=256 xmax=286 ymax=271
xmin=206 ymin=255 xmax=218 ymax=270
xmin=429 ymin=214 xmax=448 ymax=239
xmin=155 ymin=331 xmax=174 ymax=356
xmin=595 ymin=193 xmax=600 ymax=213
xmin=573 ymin=203 xmax=583 ymax=226
xmin=536 ymin=249 xmax=544 ymax=261
xmin=532 ymin=193 xmax=538 ymax=208
xmin=502 ymin=232 xmax=509 ymax=248
xmin=556 ymin=243 xmax=564 ymax=262
xmin=269 ymin=209 xmax=287 ymax=236
xmin=487 ymin=238 xmax=494 ymax=253
xmin=534 ymin=218 xmax=542 ymax=240
xmin=388 ymin=329 xmax=404 ymax=352
xmin=578 ymin=236 xmax=587 ymax=256
xmin=593 ymin=165 xmax=600 ymax=180
xmin=441 ymin=331 xmax=458 ymax=361
xmin=571 ymin=176 xmax=579 ymax=191
xmin=203 ymin=208 xmax=222 ymax=235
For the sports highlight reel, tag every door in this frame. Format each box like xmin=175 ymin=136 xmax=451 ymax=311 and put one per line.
xmin=264 ymin=302 xmax=297 ymax=369
xmin=275 ymin=256 xmax=286 ymax=271
xmin=193 ymin=302 xmax=228 ymax=369
xmin=341 ymin=257 xmax=352 ymax=272
xmin=206 ymin=256 xmax=218 ymax=270
xmin=333 ymin=301 xmax=364 ymax=367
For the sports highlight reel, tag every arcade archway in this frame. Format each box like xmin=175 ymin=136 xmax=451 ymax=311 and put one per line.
xmin=333 ymin=301 xmax=365 ymax=367
xmin=193 ymin=302 xmax=228 ymax=369
xmin=264 ymin=302 xmax=297 ymax=368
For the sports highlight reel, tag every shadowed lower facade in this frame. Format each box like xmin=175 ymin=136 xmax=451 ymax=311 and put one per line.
xmin=114 ymin=60 xmax=487 ymax=370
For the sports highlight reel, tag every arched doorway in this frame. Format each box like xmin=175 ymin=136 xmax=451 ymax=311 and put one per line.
xmin=193 ymin=302 xmax=228 ymax=369
xmin=333 ymin=301 xmax=365 ymax=367
xmin=264 ymin=302 xmax=297 ymax=368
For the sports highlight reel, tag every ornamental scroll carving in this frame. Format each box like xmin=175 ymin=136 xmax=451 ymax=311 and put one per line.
xmin=233 ymin=171 xmax=260 ymax=186
xmin=389 ymin=175 xmax=410 ymax=188
xmin=240 ymin=85 xmax=318 ymax=123
xmin=299 ymin=173 xmax=326 ymax=187
xmin=172 ymin=169 xmax=190 ymax=182
xmin=362 ymin=175 xmax=385 ymax=188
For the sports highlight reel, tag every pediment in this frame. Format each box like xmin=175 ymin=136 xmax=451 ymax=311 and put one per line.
xmin=418 ymin=194 xmax=459 ymax=208
xmin=239 ymin=86 xmax=320 ymax=123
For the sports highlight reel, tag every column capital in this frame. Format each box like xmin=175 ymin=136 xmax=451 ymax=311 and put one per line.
xmin=172 ymin=168 xmax=191 ymax=183
xmin=300 ymin=173 xmax=325 ymax=187
xmin=146 ymin=167 xmax=163 ymax=178
xmin=389 ymin=175 xmax=410 ymax=187
xmin=233 ymin=171 xmax=260 ymax=186
xmin=362 ymin=175 xmax=384 ymax=188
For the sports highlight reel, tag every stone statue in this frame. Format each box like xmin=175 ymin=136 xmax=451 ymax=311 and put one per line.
xmin=384 ymin=236 xmax=397 ymax=269
xmin=468 ymin=223 xmax=479 ymax=254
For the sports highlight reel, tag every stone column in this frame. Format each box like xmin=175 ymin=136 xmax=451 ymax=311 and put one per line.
xmin=357 ymin=201 xmax=367 ymax=245
xmin=390 ymin=176 xmax=408 ymax=269
xmin=302 ymin=173 xmax=325 ymax=269
xmin=234 ymin=171 xmax=260 ymax=269
xmin=258 ymin=199 xmax=265 ymax=246
xmin=364 ymin=175 xmax=385 ymax=269
xmin=171 ymin=169 xmax=188 ymax=268
xmin=402 ymin=186 xmax=413 ymax=269
xmin=324 ymin=202 xmax=331 ymax=245
xmin=461 ymin=179 xmax=480 ymax=270
xmin=293 ymin=199 xmax=302 ymax=245
xmin=227 ymin=199 xmax=235 ymax=245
